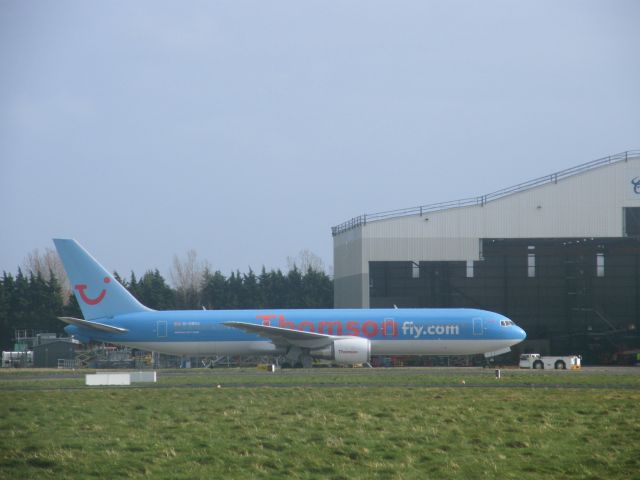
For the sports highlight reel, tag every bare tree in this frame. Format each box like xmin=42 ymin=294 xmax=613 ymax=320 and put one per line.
xmin=23 ymin=247 xmax=71 ymax=299
xmin=170 ymin=249 xmax=209 ymax=307
xmin=286 ymin=249 xmax=325 ymax=273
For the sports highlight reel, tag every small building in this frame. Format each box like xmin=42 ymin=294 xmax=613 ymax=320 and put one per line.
xmin=33 ymin=340 xmax=77 ymax=368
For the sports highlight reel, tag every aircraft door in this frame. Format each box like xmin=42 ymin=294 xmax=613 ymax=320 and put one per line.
xmin=157 ymin=320 xmax=167 ymax=338
xmin=472 ymin=318 xmax=483 ymax=336
xmin=381 ymin=318 xmax=397 ymax=337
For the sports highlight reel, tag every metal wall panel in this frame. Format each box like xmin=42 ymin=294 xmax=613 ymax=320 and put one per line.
xmin=333 ymin=273 xmax=368 ymax=308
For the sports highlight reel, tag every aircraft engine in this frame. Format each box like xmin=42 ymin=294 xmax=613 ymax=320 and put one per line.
xmin=311 ymin=337 xmax=371 ymax=365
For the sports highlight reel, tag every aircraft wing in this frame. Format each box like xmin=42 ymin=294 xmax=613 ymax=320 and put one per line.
xmin=223 ymin=321 xmax=334 ymax=349
xmin=58 ymin=316 xmax=128 ymax=333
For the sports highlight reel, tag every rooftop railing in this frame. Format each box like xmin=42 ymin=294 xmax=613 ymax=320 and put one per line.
xmin=331 ymin=150 xmax=640 ymax=236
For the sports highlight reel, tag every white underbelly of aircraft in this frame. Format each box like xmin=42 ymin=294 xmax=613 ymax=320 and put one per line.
xmin=119 ymin=338 xmax=513 ymax=357
xmin=120 ymin=340 xmax=281 ymax=356
xmin=369 ymin=339 xmax=515 ymax=356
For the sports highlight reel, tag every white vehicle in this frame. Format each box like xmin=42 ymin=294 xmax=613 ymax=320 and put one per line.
xmin=519 ymin=353 xmax=581 ymax=370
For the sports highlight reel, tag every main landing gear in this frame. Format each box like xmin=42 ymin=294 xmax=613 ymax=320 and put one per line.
xmin=281 ymin=347 xmax=314 ymax=368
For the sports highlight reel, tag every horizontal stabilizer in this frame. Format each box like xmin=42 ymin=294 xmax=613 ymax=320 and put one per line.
xmin=58 ymin=316 xmax=128 ymax=333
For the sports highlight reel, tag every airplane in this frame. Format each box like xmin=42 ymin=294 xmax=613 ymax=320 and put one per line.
xmin=54 ymin=239 xmax=526 ymax=367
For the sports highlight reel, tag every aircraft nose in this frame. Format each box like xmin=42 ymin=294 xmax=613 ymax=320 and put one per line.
xmin=515 ymin=326 xmax=527 ymax=341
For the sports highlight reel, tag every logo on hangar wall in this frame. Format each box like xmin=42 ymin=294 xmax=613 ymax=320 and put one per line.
xmin=632 ymin=177 xmax=640 ymax=195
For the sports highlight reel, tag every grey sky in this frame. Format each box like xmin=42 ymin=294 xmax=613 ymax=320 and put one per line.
xmin=1 ymin=1 xmax=638 ymax=280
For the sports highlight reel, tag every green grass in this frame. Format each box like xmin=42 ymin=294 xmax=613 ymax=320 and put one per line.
xmin=1 ymin=369 xmax=639 ymax=479
xmin=3 ymin=366 xmax=640 ymax=389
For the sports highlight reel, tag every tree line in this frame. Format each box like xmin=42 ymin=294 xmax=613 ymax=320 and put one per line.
xmin=0 ymin=255 xmax=333 ymax=350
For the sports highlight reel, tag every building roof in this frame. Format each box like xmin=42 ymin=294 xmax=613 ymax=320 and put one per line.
xmin=332 ymin=150 xmax=640 ymax=236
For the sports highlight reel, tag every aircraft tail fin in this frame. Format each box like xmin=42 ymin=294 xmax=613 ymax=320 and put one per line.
xmin=53 ymin=239 xmax=151 ymax=320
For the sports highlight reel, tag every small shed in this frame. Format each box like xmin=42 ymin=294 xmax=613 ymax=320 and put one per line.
xmin=33 ymin=340 xmax=76 ymax=368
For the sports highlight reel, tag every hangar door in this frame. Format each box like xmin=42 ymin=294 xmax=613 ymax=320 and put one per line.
xmin=624 ymin=207 xmax=640 ymax=237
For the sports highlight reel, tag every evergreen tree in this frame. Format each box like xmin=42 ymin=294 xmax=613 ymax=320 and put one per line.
xmin=29 ymin=271 xmax=51 ymax=331
xmin=62 ymin=292 xmax=82 ymax=318
xmin=286 ymin=266 xmax=304 ymax=308
xmin=301 ymin=267 xmax=333 ymax=308
xmin=44 ymin=272 xmax=65 ymax=333
xmin=226 ymin=271 xmax=243 ymax=309
xmin=240 ymin=268 xmax=260 ymax=308
xmin=0 ymin=273 xmax=14 ymax=349
xmin=258 ymin=267 xmax=273 ymax=308
xmin=113 ymin=271 xmax=127 ymax=289
xmin=260 ymin=268 xmax=287 ymax=308
xmin=201 ymin=270 xmax=228 ymax=309
xmin=127 ymin=272 xmax=140 ymax=299
xmin=12 ymin=269 xmax=30 ymax=332
xmin=136 ymin=270 xmax=175 ymax=309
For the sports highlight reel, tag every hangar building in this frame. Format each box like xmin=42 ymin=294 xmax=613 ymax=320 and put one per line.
xmin=332 ymin=150 xmax=640 ymax=362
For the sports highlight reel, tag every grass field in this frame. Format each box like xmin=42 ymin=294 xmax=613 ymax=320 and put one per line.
xmin=1 ymin=368 xmax=639 ymax=479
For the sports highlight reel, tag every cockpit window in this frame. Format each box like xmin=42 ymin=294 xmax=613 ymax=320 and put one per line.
xmin=500 ymin=320 xmax=514 ymax=327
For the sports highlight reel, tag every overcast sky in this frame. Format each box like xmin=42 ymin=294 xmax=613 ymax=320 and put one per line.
xmin=1 ymin=0 xmax=639 ymax=280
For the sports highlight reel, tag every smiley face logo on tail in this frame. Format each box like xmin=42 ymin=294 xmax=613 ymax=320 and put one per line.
xmin=75 ymin=277 xmax=111 ymax=305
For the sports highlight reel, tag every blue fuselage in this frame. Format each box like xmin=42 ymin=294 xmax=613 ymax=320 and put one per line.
xmin=65 ymin=308 xmax=526 ymax=357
